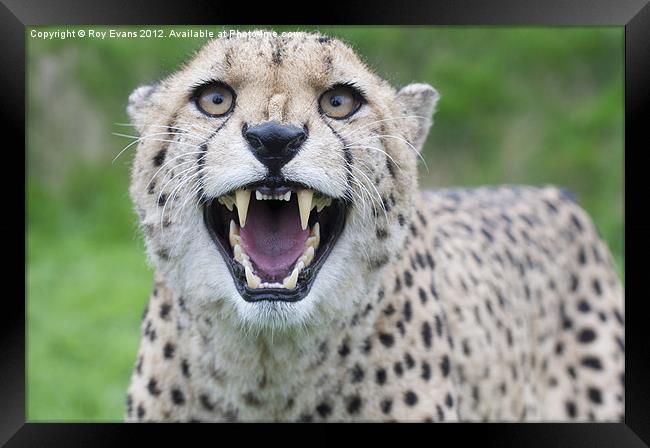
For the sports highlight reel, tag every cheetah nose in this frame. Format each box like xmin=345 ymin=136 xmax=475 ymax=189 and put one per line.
xmin=243 ymin=122 xmax=307 ymax=173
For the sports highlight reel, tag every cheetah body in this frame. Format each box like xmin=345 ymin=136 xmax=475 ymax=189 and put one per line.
xmin=125 ymin=32 xmax=624 ymax=422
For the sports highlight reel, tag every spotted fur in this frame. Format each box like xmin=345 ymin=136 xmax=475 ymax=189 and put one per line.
xmin=125 ymin=32 xmax=624 ymax=422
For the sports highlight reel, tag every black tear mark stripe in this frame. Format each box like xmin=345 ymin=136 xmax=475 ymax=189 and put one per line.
xmin=195 ymin=115 xmax=233 ymax=204
xmin=321 ymin=116 xmax=355 ymax=200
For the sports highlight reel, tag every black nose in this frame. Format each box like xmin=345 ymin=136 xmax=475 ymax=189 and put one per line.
xmin=243 ymin=122 xmax=307 ymax=172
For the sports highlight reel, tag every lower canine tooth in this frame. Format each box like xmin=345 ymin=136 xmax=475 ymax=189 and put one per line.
xmin=245 ymin=266 xmax=261 ymax=288
xmin=283 ymin=264 xmax=302 ymax=289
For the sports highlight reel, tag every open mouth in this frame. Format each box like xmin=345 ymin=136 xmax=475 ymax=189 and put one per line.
xmin=203 ymin=182 xmax=346 ymax=302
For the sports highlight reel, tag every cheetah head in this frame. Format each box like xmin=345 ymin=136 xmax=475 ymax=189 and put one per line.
xmin=128 ymin=31 xmax=438 ymax=331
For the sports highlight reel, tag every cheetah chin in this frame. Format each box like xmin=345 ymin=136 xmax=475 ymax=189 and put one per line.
xmin=203 ymin=182 xmax=346 ymax=302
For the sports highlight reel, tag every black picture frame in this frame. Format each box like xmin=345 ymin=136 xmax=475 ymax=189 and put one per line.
xmin=5 ymin=0 xmax=649 ymax=445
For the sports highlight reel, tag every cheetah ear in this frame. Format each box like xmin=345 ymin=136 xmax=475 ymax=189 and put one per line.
xmin=396 ymin=83 xmax=440 ymax=152
xmin=127 ymin=83 xmax=158 ymax=134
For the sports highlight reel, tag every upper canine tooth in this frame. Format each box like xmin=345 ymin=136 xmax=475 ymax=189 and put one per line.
xmin=255 ymin=190 xmax=263 ymax=200
xmin=284 ymin=191 xmax=291 ymax=201
xmin=297 ymin=189 xmax=313 ymax=230
xmin=235 ymin=189 xmax=251 ymax=227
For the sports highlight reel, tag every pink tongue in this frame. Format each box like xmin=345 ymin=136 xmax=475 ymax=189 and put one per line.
xmin=240 ymin=198 xmax=309 ymax=279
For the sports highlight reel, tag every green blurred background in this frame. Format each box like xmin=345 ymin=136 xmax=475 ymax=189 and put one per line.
xmin=27 ymin=26 xmax=624 ymax=420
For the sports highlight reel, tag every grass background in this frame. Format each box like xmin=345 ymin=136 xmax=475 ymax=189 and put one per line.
xmin=27 ymin=26 xmax=624 ymax=420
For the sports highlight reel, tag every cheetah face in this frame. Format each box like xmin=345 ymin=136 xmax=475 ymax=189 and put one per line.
xmin=128 ymin=32 xmax=438 ymax=329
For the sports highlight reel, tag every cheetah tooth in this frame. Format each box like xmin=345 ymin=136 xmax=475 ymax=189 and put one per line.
xmin=284 ymin=191 xmax=291 ymax=201
xmin=245 ymin=265 xmax=261 ymax=289
xmin=316 ymin=197 xmax=332 ymax=212
xmin=233 ymin=244 xmax=243 ymax=262
xmin=306 ymin=222 xmax=321 ymax=248
xmin=301 ymin=246 xmax=315 ymax=267
xmin=283 ymin=261 xmax=304 ymax=290
xmin=255 ymin=190 xmax=263 ymax=201
xmin=297 ymin=189 xmax=313 ymax=230
xmin=218 ymin=195 xmax=235 ymax=211
xmin=229 ymin=220 xmax=240 ymax=247
xmin=235 ymin=189 xmax=251 ymax=227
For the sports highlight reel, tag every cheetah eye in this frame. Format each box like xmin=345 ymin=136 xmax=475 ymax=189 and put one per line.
xmin=319 ymin=85 xmax=362 ymax=119
xmin=194 ymin=82 xmax=236 ymax=117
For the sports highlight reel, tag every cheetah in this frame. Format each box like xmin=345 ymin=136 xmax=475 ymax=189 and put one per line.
xmin=124 ymin=31 xmax=624 ymax=422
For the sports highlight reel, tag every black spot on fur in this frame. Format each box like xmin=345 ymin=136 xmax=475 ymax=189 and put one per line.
xmin=362 ymin=337 xmax=373 ymax=354
xmin=379 ymin=332 xmax=395 ymax=348
xmin=200 ymin=394 xmax=214 ymax=411
xmin=587 ymin=387 xmax=602 ymax=404
xmin=404 ymin=390 xmax=418 ymax=406
xmin=243 ymin=392 xmax=262 ymax=407
xmin=159 ymin=302 xmax=171 ymax=320
xmin=153 ymin=148 xmax=167 ymax=167
xmin=403 ymin=301 xmax=412 ymax=322
xmin=147 ymin=378 xmax=161 ymax=396
xmin=163 ymin=342 xmax=175 ymax=359
xmin=581 ymin=356 xmax=603 ymax=370
xmin=440 ymin=355 xmax=450 ymax=377
xmin=381 ymin=398 xmax=392 ymax=415
xmin=404 ymin=352 xmax=415 ymax=369
xmin=445 ymin=392 xmax=454 ymax=408
xmin=434 ymin=315 xmax=443 ymax=337
xmin=421 ymin=361 xmax=431 ymax=380
xmin=570 ymin=213 xmax=584 ymax=232
xmin=171 ymin=388 xmax=185 ymax=405
xmin=316 ymin=402 xmax=332 ymax=418
xmin=577 ymin=328 xmax=597 ymax=343
xmin=418 ymin=287 xmax=428 ymax=304
xmin=421 ymin=322 xmax=432 ymax=348
xmin=338 ymin=339 xmax=351 ymax=357
xmin=350 ymin=364 xmax=365 ymax=383
xmin=181 ymin=359 xmax=191 ymax=378
xmin=404 ymin=270 xmax=413 ymax=287
xmin=592 ymin=279 xmax=602 ymax=296
xmin=376 ymin=368 xmax=387 ymax=385
xmin=346 ymin=395 xmax=362 ymax=414
xmin=566 ymin=401 xmax=577 ymax=418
